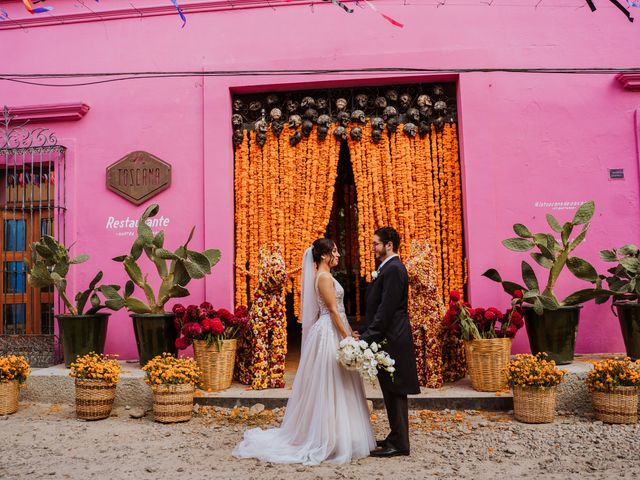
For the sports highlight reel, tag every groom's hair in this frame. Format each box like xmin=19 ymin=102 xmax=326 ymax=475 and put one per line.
xmin=374 ymin=227 xmax=400 ymax=252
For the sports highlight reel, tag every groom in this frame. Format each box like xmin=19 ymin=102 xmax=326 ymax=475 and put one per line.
xmin=355 ymin=227 xmax=420 ymax=457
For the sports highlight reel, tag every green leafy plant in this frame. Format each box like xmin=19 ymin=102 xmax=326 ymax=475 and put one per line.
xmin=24 ymin=235 xmax=116 ymax=316
xmin=598 ymin=244 xmax=640 ymax=303
xmin=100 ymin=204 xmax=221 ymax=314
xmin=482 ymin=201 xmax=609 ymax=314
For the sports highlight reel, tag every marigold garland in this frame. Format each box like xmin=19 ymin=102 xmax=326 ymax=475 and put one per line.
xmin=233 ymin=119 xmax=466 ymax=382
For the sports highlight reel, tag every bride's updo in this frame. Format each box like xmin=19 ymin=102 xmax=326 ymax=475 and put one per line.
xmin=312 ymin=238 xmax=335 ymax=266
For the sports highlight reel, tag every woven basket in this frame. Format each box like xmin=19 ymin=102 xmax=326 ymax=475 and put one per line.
xmin=193 ymin=339 xmax=238 ymax=392
xmin=152 ymin=383 xmax=194 ymax=423
xmin=75 ymin=379 xmax=116 ymax=421
xmin=513 ymin=385 xmax=557 ymax=423
xmin=464 ymin=338 xmax=511 ymax=392
xmin=0 ymin=380 xmax=20 ymax=415
xmin=591 ymin=386 xmax=639 ymax=424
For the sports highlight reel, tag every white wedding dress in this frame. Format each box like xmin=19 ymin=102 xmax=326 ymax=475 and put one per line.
xmin=233 ymin=271 xmax=375 ymax=465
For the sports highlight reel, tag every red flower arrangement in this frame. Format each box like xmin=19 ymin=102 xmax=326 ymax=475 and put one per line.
xmin=442 ymin=290 xmax=524 ymax=341
xmin=174 ymin=302 xmax=249 ymax=351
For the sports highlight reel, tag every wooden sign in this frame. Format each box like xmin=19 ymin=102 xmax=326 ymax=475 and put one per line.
xmin=106 ymin=151 xmax=171 ymax=205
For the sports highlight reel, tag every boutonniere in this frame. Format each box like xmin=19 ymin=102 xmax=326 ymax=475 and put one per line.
xmin=371 ymin=270 xmax=379 ymax=280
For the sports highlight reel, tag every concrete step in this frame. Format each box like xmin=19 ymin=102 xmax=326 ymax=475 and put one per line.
xmin=19 ymin=355 xmax=616 ymax=415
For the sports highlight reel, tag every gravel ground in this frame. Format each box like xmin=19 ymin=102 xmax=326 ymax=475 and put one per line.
xmin=1 ymin=402 xmax=639 ymax=480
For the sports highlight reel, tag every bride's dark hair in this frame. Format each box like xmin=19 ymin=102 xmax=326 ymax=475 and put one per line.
xmin=312 ymin=238 xmax=335 ymax=266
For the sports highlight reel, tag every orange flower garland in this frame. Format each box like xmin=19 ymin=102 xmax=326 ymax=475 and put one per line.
xmin=233 ymin=119 xmax=465 ymax=340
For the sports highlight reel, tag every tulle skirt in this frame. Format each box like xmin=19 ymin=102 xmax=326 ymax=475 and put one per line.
xmin=233 ymin=314 xmax=375 ymax=465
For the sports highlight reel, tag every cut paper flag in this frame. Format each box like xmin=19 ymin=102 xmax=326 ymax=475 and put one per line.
xmin=363 ymin=0 xmax=403 ymax=27
xmin=170 ymin=0 xmax=187 ymax=27
xmin=22 ymin=0 xmax=53 ymax=14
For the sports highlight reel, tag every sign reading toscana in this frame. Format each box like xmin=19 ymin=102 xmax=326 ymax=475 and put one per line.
xmin=106 ymin=151 xmax=171 ymax=205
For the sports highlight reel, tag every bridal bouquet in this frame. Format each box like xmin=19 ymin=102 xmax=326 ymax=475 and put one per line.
xmin=337 ymin=337 xmax=395 ymax=385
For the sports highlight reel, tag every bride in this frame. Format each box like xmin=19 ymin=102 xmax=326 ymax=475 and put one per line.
xmin=233 ymin=238 xmax=375 ymax=465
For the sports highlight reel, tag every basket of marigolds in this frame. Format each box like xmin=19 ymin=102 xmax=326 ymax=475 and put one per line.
xmin=0 ymin=355 xmax=30 ymax=415
xmin=586 ymin=358 xmax=640 ymax=424
xmin=143 ymin=353 xmax=201 ymax=423
xmin=505 ymin=353 xmax=566 ymax=423
xmin=69 ymin=352 xmax=121 ymax=420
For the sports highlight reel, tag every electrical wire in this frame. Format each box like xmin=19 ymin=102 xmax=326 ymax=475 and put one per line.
xmin=1 ymin=67 xmax=639 ymax=87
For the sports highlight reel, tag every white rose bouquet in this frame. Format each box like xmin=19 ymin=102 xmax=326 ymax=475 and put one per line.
xmin=336 ymin=336 xmax=395 ymax=386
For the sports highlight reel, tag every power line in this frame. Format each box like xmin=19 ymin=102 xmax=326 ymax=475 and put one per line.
xmin=1 ymin=67 xmax=639 ymax=87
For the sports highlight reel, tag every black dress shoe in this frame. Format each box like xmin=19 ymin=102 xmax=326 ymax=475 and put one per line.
xmin=376 ymin=440 xmax=387 ymax=448
xmin=370 ymin=446 xmax=410 ymax=458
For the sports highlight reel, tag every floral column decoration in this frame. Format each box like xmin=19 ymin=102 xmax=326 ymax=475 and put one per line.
xmin=238 ymin=243 xmax=288 ymax=390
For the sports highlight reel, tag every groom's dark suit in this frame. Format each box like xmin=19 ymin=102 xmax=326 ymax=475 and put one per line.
xmin=360 ymin=255 xmax=420 ymax=453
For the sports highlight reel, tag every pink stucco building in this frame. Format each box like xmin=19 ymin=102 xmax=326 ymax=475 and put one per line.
xmin=1 ymin=0 xmax=639 ymax=361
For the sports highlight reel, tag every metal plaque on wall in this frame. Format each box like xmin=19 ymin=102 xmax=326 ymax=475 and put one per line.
xmin=106 ymin=151 xmax=171 ymax=205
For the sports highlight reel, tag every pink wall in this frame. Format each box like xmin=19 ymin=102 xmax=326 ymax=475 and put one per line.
xmin=1 ymin=0 xmax=639 ymax=358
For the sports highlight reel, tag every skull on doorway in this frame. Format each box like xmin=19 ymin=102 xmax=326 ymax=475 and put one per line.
xmin=399 ymin=93 xmax=412 ymax=111
xmin=371 ymin=116 xmax=384 ymax=131
xmin=286 ymin=100 xmax=299 ymax=113
xmin=270 ymin=108 xmax=282 ymax=122
xmin=350 ymin=126 xmax=363 ymax=141
xmin=433 ymin=116 xmax=445 ymax=131
xmin=317 ymin=114 xmax=331 ymax=128
xmin=371 ymin=128 xmax=382 ymax=144
xmin=289 ymin=130 xmax=302 ymax=146
xmin=351 ymin=110 xmax=366 ymax=124
xmin=385 ymin=89 xmax=399 ymax=103
xmin=232 ymin=99 xmax=245 ymax=112
xmin=337 ymin=111 xmax=350 ymax=127
xmin=432 ymin=84 xmax=445 ymax=97
xmin=249 ymin=101 xmax=263 ymax=113
xmin=406 ymin=108 xmax=420 ymax=123
xmin=336 ymin=98 xmax=348 ymax=111
xmin=256 ymin=132 xmax=267 ymax=146
xmin=434 ymin=100 xmax=447 ymax=113
xmin=254 ymin=119 xmax=268 ymax=134
xmin=383 ymin=106 xmax=398 ymax=121
xmin=403 ymin=123 xmax=417 ymax=137
xmin=232 ymin=129 xmax=245 ymax=145
xmin=355 ymin=94 xmax=368 ymax=109
xmin=303 ymin=108 xmax=319 ymax=123
xmin=302 ymin=120 xmax=314 ymax=137
xmin=266 ymin=94 xmax=279 ymax=107
xmin=418 ymin=121 xmax=430 ymax=138
xmin=232 ymin=114 xmax=243 ymax=128
xmin=333 ymin=126 xmax=347 ymax=141
xmin=271 ymin=120 xmax=284 ymax=136
xmin=386 ymin=117 xmax=399 ymax=133
xmin=417 ymin=94 xmax=433 ymax=109
xmin=374 ymin=96 xmax=388 ymax=109
xmin=315 ymin=97 xmax=328 ymax=111
xmin=288 ymin=115 xmax=302 ymax=129
xmin=301 ymin=96 xmax=316 ymax=109
xmin=317 ymin=125 xmax=329 ymax=141
xmin=420 ymin=106 xmax=433 ymax=119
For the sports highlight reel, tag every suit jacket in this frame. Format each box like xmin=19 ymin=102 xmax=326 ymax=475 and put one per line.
xmin=360 ymin=256 xmax=420 ymax=395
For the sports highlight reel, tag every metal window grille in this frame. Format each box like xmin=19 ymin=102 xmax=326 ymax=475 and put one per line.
xmin=0 ymin=106 xmax=66 ymax=366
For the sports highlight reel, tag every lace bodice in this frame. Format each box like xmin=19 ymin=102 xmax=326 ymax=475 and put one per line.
xmin=316 ymin=272 xmax=346 ymax=316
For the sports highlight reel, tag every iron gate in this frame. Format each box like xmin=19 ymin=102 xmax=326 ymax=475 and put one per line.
xmin=0 ymin=106 xmax=66 ymax=366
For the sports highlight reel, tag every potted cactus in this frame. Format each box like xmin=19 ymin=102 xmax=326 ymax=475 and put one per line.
xmin=100 ymin=204 xmax=220 ymax=366
xmin=24 ymin=235 xmax=119 ymax=367
xmin=482 ymin=201 xmax=610 ymax=364
xmin=598 ymin=244 xmax=640 ymax=360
